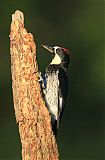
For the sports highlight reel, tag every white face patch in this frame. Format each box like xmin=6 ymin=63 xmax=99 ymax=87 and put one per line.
xmin=50 ymin=54 xmax=61 ymax=65
xmin=50 ymin=46 xmax=61 ymax=65
xmin=53 ymin=46 xmax=60 ymax=54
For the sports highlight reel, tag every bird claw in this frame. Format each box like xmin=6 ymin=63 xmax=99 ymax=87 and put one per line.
xmin=38 ymin=72 xmax=43 ymax=82
xmin=38 ymin=72 xmax=46 ymax=90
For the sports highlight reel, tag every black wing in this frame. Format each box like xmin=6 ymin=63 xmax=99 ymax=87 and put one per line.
xmin=58 ymin=68 xmax=68 ymax=121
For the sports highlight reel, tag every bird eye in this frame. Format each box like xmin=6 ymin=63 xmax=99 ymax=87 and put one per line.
xmin=56 ymin=48 xmax=63 ymax=54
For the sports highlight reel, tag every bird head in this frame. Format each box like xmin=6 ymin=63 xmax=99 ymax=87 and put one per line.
xmin=42 ymin=44 xmax=70 ymax=68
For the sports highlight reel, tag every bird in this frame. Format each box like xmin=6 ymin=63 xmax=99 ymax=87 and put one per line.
xmin=40 ymin=44 xmax=70 ymax=136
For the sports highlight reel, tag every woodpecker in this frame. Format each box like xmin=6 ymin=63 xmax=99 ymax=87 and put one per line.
xmin=40 ymin=44 xmax=70 ymax=136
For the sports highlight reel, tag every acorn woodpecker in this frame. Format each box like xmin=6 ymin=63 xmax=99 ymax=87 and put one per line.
xmin=40 ymin=44 xmax=70 ymax=136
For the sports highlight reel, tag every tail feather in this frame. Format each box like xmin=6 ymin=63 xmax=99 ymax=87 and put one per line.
xmin=51 ymin=115 xmax=59 ymax=137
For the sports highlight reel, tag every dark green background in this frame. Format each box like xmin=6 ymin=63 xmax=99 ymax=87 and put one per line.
xmin=0 ymin=0 xmax=104 ymax=160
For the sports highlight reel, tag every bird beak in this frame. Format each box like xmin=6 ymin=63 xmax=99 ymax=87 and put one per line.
xmin=41 ymin=44 xmax=54 ymax=54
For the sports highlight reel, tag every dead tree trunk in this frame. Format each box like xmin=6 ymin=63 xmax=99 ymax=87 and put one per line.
xmin=10 ymin=10 xmax=59 ymax=160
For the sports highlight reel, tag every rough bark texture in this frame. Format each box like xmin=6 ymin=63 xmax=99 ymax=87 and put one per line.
xmin=10 ymin=10 xmax=59 ymax=160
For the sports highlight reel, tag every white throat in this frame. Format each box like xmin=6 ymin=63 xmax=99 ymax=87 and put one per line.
xmin=50 ymin=54 xmax=61 ymax=65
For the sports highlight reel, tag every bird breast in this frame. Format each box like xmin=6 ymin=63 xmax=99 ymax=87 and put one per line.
xmin=45 ymin=71 xmax=59 ymax=120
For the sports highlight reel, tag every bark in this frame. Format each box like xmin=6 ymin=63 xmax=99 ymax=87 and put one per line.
xmin=10 ymin=10 xmax=59 ymax=160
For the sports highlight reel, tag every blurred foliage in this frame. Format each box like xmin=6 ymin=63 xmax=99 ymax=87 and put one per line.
xmin=0 ymin=0 xmax=105 ymax=160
